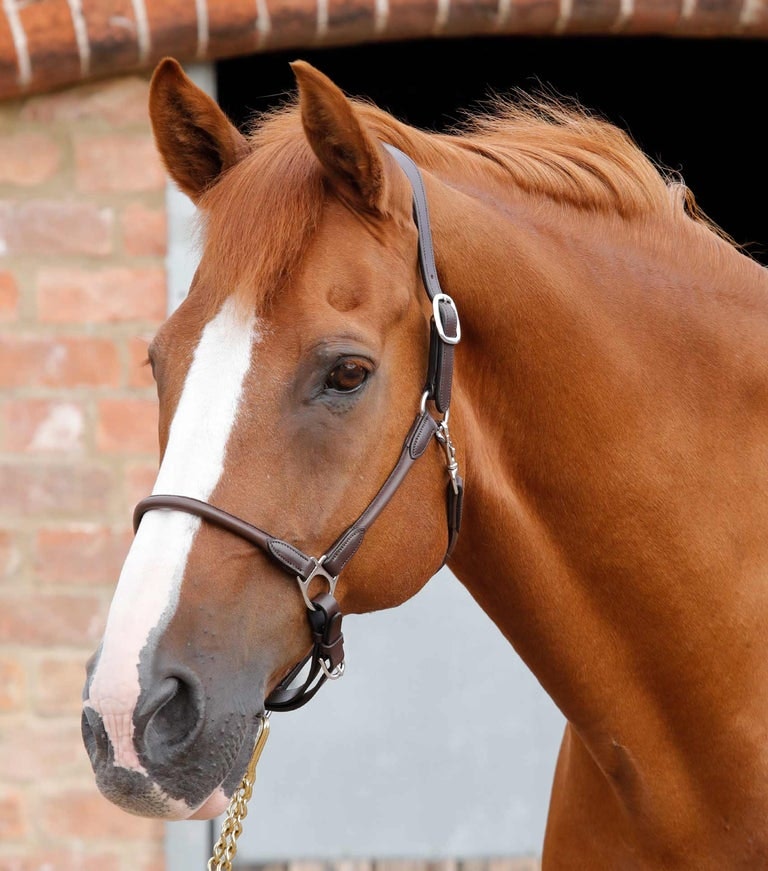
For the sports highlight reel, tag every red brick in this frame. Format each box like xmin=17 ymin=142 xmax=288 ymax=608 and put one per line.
xmin=207 ymin=0 xmax=262 ymax=58
xmin=0 ymin=199 xmax=112 ymax=256
xmin=488 ymin=858 xmax=541 ymax=871
xmin=0 ymin=591 xmax=104 ymax=645
xmin=124 ymin=462 xmax=159 ymax=513
xmin=121 ymin=202 xmax=167 ymax=257
xmin=0 ymin=850 xmax=122 ymax=871
xmin=255 ymin=0 xmax=316 ymax=50
xmin=335 ymin=863 xmax=373 ymax=871
xmin=40 ymin=787 xmax=164 ymax=840
xmin=130 ymin=851 xmax=167 ymax=871
xmin=0 ymin=14 xmax=17 ymax=103
xmin=0 ymin=335 xmax=120 ymax=388
xmin=20 ymin=75 xmax=151 ymax=126
xmin=0 ymin=132 xmax=61 ymax=185
xmin=36 ymin=266 xmax=166 ymax=323
xmin=75 ymin=134 xmax=166 ymax=193
xmin=0 ymin=657 xmax=25 ymax=712
xmin=80 ymin=0 xmax=140 ymax=78
xmin=325 ymin=0 xmax=391 ymax=43
xmin=97 ymin=398 xmax=158 ymax=454
xmin=0 ymin=718 xmax=86 ymax=782
xmin=35 ymin=525 xmax=131 ymax=586
xmin=289 ymin=863 xmax=326 ymax=871
xmin=0 ymin=791 xmax=25 ymax=839
xmin=1 ymin=399 xmax=85 ymax=453
xmin=0 ymin=529 xmax=22 ymax=584
xmin=34 ymin=656 xmax=89 ymax=715
xmin=144 ymin=0 xmax=198 ymax=59
xmin=128 ymin=334 xmax=157 ymax=388
xmin=0 ymin=271 xmax=18 ymax=321
xmin=18 ymin=0 xmax=81 ymax=98
xmin=374 ymin=863 xmax=428 ymax=871
xmin=0 ymin=463 xmax=113 ymax=517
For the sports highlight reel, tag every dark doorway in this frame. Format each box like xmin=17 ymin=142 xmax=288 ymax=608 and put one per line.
xmin=218 ymin=36 xmax=766 ymax=264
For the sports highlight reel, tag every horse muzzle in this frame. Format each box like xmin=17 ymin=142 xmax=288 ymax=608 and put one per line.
xmin=81 ymin=655 xmax=264 ymax=820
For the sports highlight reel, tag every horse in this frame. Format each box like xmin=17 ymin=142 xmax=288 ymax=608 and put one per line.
xmin=81 ymin=56 xmax=768 ymax=868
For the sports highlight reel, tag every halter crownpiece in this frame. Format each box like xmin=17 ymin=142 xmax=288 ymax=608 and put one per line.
xmin=133 ymin=144 xmax=463 ymax=712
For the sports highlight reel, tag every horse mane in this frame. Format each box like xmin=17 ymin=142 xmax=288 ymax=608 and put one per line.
xmin=195 ymin=89 xmax=732 ymax=314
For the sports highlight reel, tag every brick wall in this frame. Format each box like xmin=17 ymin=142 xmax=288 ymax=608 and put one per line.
xmin=0 ymin=73 xmax=167 ymax=870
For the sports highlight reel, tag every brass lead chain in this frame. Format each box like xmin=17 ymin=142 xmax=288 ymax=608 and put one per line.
xmin=207 ymin=714 xmax=271 ymax=871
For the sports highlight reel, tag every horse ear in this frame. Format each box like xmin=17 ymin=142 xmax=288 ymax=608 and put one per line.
xmin=149 ymin=58 xmax=251 ymax=203
xmin=290 ymin=60 xmax=387 ymax=213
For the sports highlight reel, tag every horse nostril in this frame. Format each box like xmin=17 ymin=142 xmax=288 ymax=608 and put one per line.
xmin=136 ymin=673 xmax=205 ymax=763
xmin=81 ymin=705 xmax=108 ymax=758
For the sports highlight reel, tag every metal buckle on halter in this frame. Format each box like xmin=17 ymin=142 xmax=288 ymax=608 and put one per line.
xmin=296 ymin=556 xmax=338 ymax=610
xmin=432 ymin=293 xmax=461 ymax=345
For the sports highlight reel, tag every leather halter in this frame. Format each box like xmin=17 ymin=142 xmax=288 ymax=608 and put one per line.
xmin=133 ymin=144 xmax=464 ymax=712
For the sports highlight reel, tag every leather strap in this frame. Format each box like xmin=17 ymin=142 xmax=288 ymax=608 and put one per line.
xmin=266 ymin=592 xmax=345 ymax=712
xmin=426 ymin=304 xmax=457 ymax=413
xmin=134 ymin=494 xmax=316 ymax=578
xmin=383 ymin=144 xmax=459 ymax=415
xmin=322 ymin=410 xmax=437 ymax=576
xmin=445 ymin=476 xmax=464 ymax=561
xmin=381 ymin=144 xmax=442 ymax=303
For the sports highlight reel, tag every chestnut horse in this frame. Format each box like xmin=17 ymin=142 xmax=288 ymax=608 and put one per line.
xmin=82 ymin=57 xmax=768 ymax=868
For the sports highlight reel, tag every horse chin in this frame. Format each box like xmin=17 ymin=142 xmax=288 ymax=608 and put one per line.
xmin=188 ymin=788 xmax=230 ymax=820
xmin=91 ymin=768 xmax=234 ymax=821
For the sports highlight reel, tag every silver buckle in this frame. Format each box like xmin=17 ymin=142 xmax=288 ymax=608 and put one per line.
xmin=432 ymin=293 xmax=461 ymax=345
xmin=296 ymin=556 xmax=338 ymax=610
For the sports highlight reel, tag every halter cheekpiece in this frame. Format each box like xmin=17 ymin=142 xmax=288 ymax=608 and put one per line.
xmin=133 ymin=144 xmax=464 ymax=712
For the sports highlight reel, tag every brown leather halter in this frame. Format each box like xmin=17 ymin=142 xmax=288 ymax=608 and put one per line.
xmin=133 ymin=145 xmax=463 ymax=712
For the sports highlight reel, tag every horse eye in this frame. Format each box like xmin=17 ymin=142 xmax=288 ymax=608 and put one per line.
xmin=325 ymin=360 xmax=369 ymax=393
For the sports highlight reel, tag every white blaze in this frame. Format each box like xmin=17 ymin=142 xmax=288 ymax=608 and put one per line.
xmin=85 ymin=296 xmax=259 ymax=776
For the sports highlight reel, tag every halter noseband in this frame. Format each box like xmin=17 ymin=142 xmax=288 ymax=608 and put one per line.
xmin=133 ymin=145 xmax=463 ymax=712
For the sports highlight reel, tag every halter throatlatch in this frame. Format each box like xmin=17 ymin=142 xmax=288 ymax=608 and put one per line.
xmin=133 ymin=144 xmax=463 ymax=712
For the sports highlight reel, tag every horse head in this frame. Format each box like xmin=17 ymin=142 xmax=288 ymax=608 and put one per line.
xmin=81 ymin=58 xmax=458 ymax=820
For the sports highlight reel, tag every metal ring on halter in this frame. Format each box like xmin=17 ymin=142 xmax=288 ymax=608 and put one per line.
xmin=421 ymin=388 xmax=450 ymax=426
xmin=296 ymin=556 xmax=338 ymax=610
xmin=319 ymin=659 xmax=346 ymax=680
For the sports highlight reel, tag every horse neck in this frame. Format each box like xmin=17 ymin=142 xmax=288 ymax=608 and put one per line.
xmin=434 ymin=171 xmax=768 ymax=782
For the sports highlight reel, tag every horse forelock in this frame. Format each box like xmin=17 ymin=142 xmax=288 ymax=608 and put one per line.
xmin=194 ymin=108 xmax=325 ymax=315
